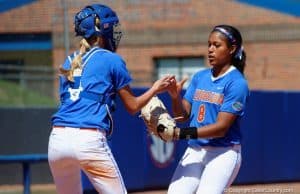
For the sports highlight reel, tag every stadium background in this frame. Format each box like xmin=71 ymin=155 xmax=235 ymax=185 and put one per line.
xmin=0 ymin=0 xmax=300 ymax=193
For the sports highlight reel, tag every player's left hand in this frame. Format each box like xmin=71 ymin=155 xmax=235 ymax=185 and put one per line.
xmin=167 ymin=77 xmax=188 ymax=99
xmin=151 ymin=75 xmax=175 ymax=94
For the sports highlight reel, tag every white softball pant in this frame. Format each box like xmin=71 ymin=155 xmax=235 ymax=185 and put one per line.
xmin=48 ymin=127 xmax=127 ymax=194
xmin=168 ymin=145 xmax=241 ymax=194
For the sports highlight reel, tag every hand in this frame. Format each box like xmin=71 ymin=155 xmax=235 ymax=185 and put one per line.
xmin=157 ymin=124 xmax=179 ymax=142
xmin=167 ymin=77 xmax=188 ymax=99
xmin=140 ymin=115 xmax=158 ymax=136
xmin=151 ymin=75 xmax=175 ymax=94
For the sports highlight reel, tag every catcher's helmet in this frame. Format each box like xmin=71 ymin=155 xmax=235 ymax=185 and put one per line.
xmin=74 ymin=4 xmax=122 ymax=52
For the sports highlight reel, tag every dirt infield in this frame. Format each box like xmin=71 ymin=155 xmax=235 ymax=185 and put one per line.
xmin=130 ymin=182 xmax=300 ymax=194
xmin=1 ymin=182 xmax=300 ymax=194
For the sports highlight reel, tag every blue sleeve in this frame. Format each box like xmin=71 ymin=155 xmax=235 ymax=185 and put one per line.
xmin=111 ymin=55 xmax=132 ymax=90
xmin=220 ymin=79 xmax=249 ymax=116
xmin=184 ymin=74 xmax=197 ymax=103
xmin=58 ymin=57 xmax=71 ymax=95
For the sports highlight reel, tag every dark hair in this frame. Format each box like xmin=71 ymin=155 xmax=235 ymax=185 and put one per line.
xmin=212 ymin=24 xmax=246 ymax=74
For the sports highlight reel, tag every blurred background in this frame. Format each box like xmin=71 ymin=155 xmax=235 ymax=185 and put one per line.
xmin=0 ymin=0 xmax=300 ymax=194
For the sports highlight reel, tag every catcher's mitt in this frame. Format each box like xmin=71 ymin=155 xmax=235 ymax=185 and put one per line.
xmin=140 ymin=96 xmax=176 ymax=142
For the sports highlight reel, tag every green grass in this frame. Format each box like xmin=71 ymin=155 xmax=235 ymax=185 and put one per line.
xmin=0 ymin=80 xmax=57 ymax=107
xmin=0 ymin=184 xmax=56 ymax=194
xmin=0 ymin=191 xmax=55 ymax=194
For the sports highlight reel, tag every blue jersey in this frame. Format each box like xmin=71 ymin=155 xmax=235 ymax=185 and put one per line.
xmin=51 ymin=47 xmax=132 ymax=132
xmin=184 ymin=66 xmax=249 ymax=147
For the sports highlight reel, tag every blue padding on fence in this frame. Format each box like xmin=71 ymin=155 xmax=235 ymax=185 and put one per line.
xmin=77 ymin=89 xmax=300 ymax=191
xmin=0 ymin=41 xmax=52 ymax=51
xmin=0 ymin=154 xmax=48 ymax=163
xmin=0 ymin=33 xmax=52 ymax=51
xmin=0 ymin=89 xmax=299 ymax=192
xmin=235 ymin=91 xmax=300 ymax=184
xmin=0 ymin=0 xmax=37 ymax=13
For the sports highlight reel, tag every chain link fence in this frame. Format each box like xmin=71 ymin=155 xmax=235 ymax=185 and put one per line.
xmin=0 ymin=64 xmax=153 ymax=90
xmin=0 ymin=64 xmax=55 ymax=96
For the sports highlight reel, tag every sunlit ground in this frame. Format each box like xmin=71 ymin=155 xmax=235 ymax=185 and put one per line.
xmin=1 ymin=182 xmax=300 ymax=194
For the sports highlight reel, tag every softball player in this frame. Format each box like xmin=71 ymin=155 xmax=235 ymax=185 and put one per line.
xmin=48 ymin=4 xmax=173 ymax=194
xmin=167 ymin=25 xmax=250 ymax=194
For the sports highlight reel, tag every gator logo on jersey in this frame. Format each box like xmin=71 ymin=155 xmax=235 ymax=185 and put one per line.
xmin=232 ymin=101 xmax=243 ymax=112
xmin=147 ymin=134 xmax=175 ymax=168
xmin=68 ymin=86 xmax=83 ymax=101
xmin=193 ymin=89 xmax=224 ymax=105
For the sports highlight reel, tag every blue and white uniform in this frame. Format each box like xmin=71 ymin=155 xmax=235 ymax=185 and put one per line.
xmin=168 ymin=66 xmax=250 ymax=194
xmin=185 ymin=66 xmax=249 ymax=147
xmin=48 ymin=47 xmax=131 ymax=194
xmin=52 ymin=46 xmax=131 ymax=131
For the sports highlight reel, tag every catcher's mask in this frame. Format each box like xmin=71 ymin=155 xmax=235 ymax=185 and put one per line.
xmin=74 ymin=4 xmax=123 ymax=52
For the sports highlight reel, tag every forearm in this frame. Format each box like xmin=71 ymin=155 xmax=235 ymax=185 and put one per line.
xmin=119 ymin=85 xmax=156 ymax=115
xmin=197 ymin=123 xmax=227 ymax=138
xmin=132 ymin=87 xmax=156 ymax=113
xmin=122 ymin=75 xmax=174 ymax=114
xmin=171 ymin=95 xmax=189 ymax=122
xmin=175 ymin=123 xmax=228 ymax=140
xmin=173 ymin=111 xmax=236 ymax=140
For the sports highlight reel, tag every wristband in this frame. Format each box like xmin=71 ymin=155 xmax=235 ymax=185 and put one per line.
xmin=179 ymin=127 xmax=198 ymax=139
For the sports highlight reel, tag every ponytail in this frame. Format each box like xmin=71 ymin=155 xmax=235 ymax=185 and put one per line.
xmin=232 ymin=50 xmax=246 ymax=75
xmin=59 ymin=17 xmax=102 ymax=81
xmin=59 ymin=39 xmax=91 ymax=82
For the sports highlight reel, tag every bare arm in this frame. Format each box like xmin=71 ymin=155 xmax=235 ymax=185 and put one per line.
xmin=175 ymin=112 xmax=237 ymax=139
xmin=118 ymin=85 xmax=155 ymax=115
xmin=196 ymin=112 xmax=237 ymax=138
xmin=168 ymin=77 xmax=190 ymax=122
xmin=170 ymin=96 xmax=190 ymax=122
xmin=118 ymin=75 xmax=174 ymax=115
